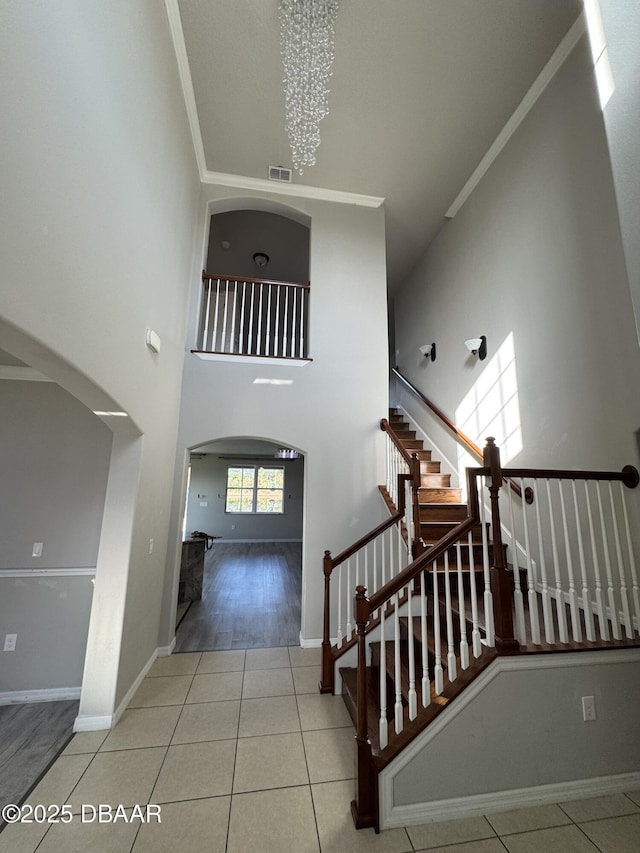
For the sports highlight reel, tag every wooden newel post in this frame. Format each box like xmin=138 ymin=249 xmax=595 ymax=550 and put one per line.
xmin=320 ymin=551 xmax=334 ymax=693
xmin=351 ymin=585 xmax=376 ymax=830
xmin=410 ymin=452 xmax=425 ymax=558
xmin=483 ymin=438 xmax=519 ymax=653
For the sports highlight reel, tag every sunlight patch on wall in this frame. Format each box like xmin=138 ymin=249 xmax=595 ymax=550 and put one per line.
xmin=584 ymin=0 xmax=614 ymax=109
xmin=455 ymin=332 xmax=522 ymax=479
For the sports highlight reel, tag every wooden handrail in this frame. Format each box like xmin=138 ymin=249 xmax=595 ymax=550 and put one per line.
xmin=380 ymin=418 xmax=417 ymax=467
xmin=392 ymin=366 xmax=532 ymax=503
xmin=202 ymin=270 xmax=310 ymax=289
xmin=329 ymin=508 xmax=404 ymax=569
xmin=503 ymin=465 xmax=640 ymax=487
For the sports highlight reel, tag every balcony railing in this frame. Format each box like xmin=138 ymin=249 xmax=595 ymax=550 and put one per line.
xmin=193 ymin=271 xmax=311 ymax=363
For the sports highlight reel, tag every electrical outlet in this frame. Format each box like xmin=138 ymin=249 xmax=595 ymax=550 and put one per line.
xmin=582 ymin=695 xmax=596 ymax=721
xmin=148 ymin=538 xmax=154 ymax=555
xmin=4 ymin=634 xmax=17 ymax=652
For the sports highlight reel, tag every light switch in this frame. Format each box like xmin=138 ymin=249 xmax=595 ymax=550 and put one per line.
xmin=32 ymin=542 xmax=43 ymax=557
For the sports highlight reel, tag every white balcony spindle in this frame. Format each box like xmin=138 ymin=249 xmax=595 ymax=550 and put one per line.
xmin=201 ymin=278 xmax=212 ymax=350
xmin=283 ymin=286 xmax=290 ymax=357
xmin=265 ymin=284 xmax=272 ymax=356
xmin=535 ymin=481 xmax=554 ymax=643
xmin=420 ymin=577 xmax=430 ymax=706
xmin=443 ymin=551 xmax=457 ymax=681
xmin=609 ymin=482 xmax=633 ymax=637
xmin=596 ymin=482 xmax=621 ymax=639
xmin=274 ymin=285 xmax=281 ymax=356
xmin=545 ymin=480 xmax=568 ymax=643
xmin=300 ymin=288 xmax=306 ymax=358
xmin=619 ymin=482 xmax=640 ymax=636
xmin=585 ymin=481 xmax=609 ymax=640
xmin=256 ymin=284 xmax=264 ymax=355
xmin=239 ymin=281 xmax=247 ymax=353
xmin=520 ymin=478 xmax=541 ymax=645
xmin=455 ymin=543 xmax=469 ymax=669
xmin=479 ymin=477 xmax=495 ymax=646
xmin=432 ymin=561 xmax=444 ymax=694
xmin=212 ymin=279 xmax=221 ymax=351
xmin=394 ymin=594 xmax=403 ymax=733
xmin=558 ymin=480 xmax=581 ymax=642
xmin=572 ymin=480 xmax=595 ymax=642
xmin=507 ymin=485 xmax=526 ymax=644
xmin=248 ymin=282 xmax=256 ymax=354
xmin=290 ymin=287 xmax=297 ymax=358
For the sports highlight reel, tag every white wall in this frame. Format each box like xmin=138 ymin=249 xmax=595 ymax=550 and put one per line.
xmin=393 ymin=33 xmax=640 ymax=475
xmin=0 ymin=1 xmax=200 ymax=722
xmin=161 ymin=186 xmax=389 ymax=645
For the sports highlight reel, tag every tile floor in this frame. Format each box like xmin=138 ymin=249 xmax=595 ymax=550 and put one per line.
xmin=1 ymin=646 xmax=639 ymax=852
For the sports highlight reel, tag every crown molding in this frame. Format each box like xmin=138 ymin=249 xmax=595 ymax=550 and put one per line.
xmin=202 ymin=170 xmax=385 ymax=208
xmin=446 ymin=11 xmax=588 ymax=218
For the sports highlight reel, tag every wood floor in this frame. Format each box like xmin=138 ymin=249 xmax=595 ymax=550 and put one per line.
xmin=0 ymin=700 xmax=78 ymax=828
xmin=174 ymin=541 xmax=302 ymax=652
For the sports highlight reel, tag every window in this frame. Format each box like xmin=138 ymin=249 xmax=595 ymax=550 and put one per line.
xmin=225 ymin=466 xmax=285 ymax=514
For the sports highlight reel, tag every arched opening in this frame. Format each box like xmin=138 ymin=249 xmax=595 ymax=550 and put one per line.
xmin=175 ymin=436 xmax=304 ymax=651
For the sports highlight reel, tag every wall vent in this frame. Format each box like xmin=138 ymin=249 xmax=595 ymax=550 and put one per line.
xmin=268 ymin=165 xmax=292 ymax=183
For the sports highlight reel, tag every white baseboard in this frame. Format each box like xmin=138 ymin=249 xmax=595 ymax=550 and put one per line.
xmin=158 ymin=636 xmax=176 ymax=657
xmin=0 ymin=686 xmax=81 ymax=706
xmin=382 ymin=771 xmax=640 ymax=829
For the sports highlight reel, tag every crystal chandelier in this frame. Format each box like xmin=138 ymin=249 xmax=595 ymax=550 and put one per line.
xmin=279 ymin=0 xmax=339 ymax=175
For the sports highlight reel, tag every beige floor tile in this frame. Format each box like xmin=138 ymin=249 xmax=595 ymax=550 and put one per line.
xmin=233 ymin=731 xmax=308 ymax=792
xmin=296 ymin=692 xmax=353 ymax=731
xmin=245 ymin=647 xmax=290 ymax=670
xmin=185 ymin=671 xmax=243 ymax=703
xmin=289 ymin=646 xmax=322 ymax=668
xmin=227 ymin=786 xmax=319 ymax=853
xmin=242 ymin=667 xmax=294 ymax=698
xmin=147 ymin=652 xmax=201 ymax=677
xmin=151 ymin=739 xmax=235 ymax=803
xmin=625 ymin=789 xmax=640 ymax=807
xmin=407 ymin=815 xmax=496 ymax=849
xmin=132 ymin=796 xmax=230 ymax=853
xmin=34 ymin=815 xmax=139 ymax=853
xmin=25 ymin=753 xmax=94 ymax=807
xmin=501 ymin=824 xmax=601 ymax=853
xmin=419 ymin=841 xmax=508 ymax=853
xmin=293 ymin=665 xmax=322 ymax=694
xmin=66 ymin=747 xmax=166 ymax=812
xmin=303 ymin=727 xmax=356 ymax=783
xmin=486 ymin=803 xmax=572 ymax=836
xmin=579 ymin=812 xmax=640 ymax=852
xmin=99 ymin=706 xmax=181 ymax=751
xmin=0 ymin=818 xmax=50 ymax=853
xmin=171 ymin=700 xmax=240 ymax=744
xmin=197 ymin=649 xmax=246 ymax=673
xmin=238 ymin=695 xmax=301 ymax=737
xmin=63 ymin=730 xmax=108 ymax=755
xmin=128 ymin=676 xmax=192 ymax=708
xmin=312 ymin=780 xmax=413 ymax=852
xmin=559 ymin=792 xmax=640 ymax=823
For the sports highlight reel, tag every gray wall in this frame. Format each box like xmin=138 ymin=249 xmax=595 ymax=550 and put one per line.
xmin=0 ymin=380 xmax=111 ymax=693
xmin=393 ymin=654 xmax=640 ymax=806
xmin=186 ymin=440 xmax=303 ymax=541
xmin=393 ymin=33 xmax=640 ymax=477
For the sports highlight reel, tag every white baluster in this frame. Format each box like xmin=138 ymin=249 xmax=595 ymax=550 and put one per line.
xmin=520 ymin=478 xmax=541 ymax=645
xmin=212 ymin=278 xmax=221 ymax=351
xmin=443 ymin=551 xmax=457 ymax=681
xmin=274 ymin=284 xmax=281 ymax=357
xmin=455 ymin=543 xmax=469 ymax=669
xmin=336 ymin=563 xmax=343 ymax=648
xmin=229 ymin=281 xmax=238 ymax=353
xmin=394 ymin=593 xmax=403 ymax=733
xmin=585 ymin=481 xmax=609 ymax=640
xmin=432 ymin=561 xmax=444 ymax=694
xmin=282 ymin=285 xmax=289 ymax=357
xmin=609 ymin=482 xmax=633 ymax=637
xmin=479 ymin=476 xmax=495 ymax=646
xmin=239 ymin=281 xmax=247 ymax=353
xmin=596 ymin=482 xmax=621 ymax=639
xmin=290 ymin=287 xmax=297 ymax=358
xmin=346 ymin=558 xmax=352 ymax=640
xmin=535 ymin=482 xmax=554 ymax=643
xmin=507 ymin=485 xmax=526 ymax=644
xmin=220 ymin=282 xmax=229 ymax=352
xmin=379 ymin=600 xmax=388 ymax=749
xmin=248 ymin=282 xmax=256 ymax=355
xmin=558 ymin=480 xmax=581 ymax=641
xmin=407 ymin=580 xmax=417 ymax=720
xmin=420 ymin=577 xmax=430 ymax=706
xmin=545 ymin=480 xmax=568 ymax=643
xmin=619 ymin=482 xmax=640 ymax=636
xmin=265 ymin=284 xmax=272 ymax=356
xmin=257 ymin=283 xmax=264 ymax=355
xmin=572 ymin=480 xmax=595 ymax=642
xmin=299 ymin=287 xmax=305 ymax=358
xmin=201 ymin=277 xmax=212 ymax=350
xmin=467 ymin=529 xmax=482 ymax=657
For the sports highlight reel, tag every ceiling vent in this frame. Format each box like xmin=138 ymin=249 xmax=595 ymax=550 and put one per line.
xmin=268 ymin=165 xmax=292 ymax=183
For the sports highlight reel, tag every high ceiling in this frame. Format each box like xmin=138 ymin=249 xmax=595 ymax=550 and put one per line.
xmin=176 ymin=0 xmax=583 ymax=291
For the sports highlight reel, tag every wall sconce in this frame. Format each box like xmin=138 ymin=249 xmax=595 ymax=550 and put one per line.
xmin=464 ymin=336 xmax=487 ymax=360
xmin=418 ymin=343 xmax=436 ymax=362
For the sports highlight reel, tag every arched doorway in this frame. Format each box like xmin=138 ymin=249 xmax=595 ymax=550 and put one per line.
xmin=174 ymin=437 xmax=304 ymax=651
